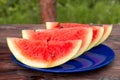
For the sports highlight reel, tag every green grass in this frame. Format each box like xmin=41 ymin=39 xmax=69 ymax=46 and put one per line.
xmin=57 ymin=0 xmax=120 ymax=24
xmin=0 ymin=0 xmax=120 ymax=24
xmin=0 ymin=0 xmax=40 ymax=24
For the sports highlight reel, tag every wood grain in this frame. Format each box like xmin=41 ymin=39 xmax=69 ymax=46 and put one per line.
xmin=0 ymin=24 xmax=120 ymax=80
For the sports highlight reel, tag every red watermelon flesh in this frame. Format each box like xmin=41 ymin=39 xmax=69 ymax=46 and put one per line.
xmin=60 ymin=23 xmax=104 ymax=50
xmin=22 ymin=27 xmax=93 ymax=59
xmin=7 ymin=38 xmax=82 ymax=68
xmin=60 ymin=23 xmax=90 ymax=28
xmin=45 ymin=22 xmax=104 ymax=50
xmin=46 ymin=22 xmax=89 ymax=29
xmin=60 ymin=23 xmax=112 ymax=49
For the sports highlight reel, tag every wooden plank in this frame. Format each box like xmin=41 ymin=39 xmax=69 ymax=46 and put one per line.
xmin=0 ymin=75 xmax=26 ymax=80
xmin=103 ymin=35 xmax=120 ymax=50
xmin=0 ymin=69 xmax=120 ymax=80
xmin=0 ymin=24 xmax=120 ymax=80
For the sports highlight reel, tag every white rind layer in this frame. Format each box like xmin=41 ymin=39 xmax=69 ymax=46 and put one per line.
xmin=72 ymin=28 xmax=93 ymax=59
xmin=96 ymin=25 xmax=113 ymax=46
xmin=87 ymin=26 xmax=104 ymax=51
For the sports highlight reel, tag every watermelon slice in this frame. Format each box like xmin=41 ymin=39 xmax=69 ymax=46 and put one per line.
xmin=96 ymin=25 xmax=113 ymax=46
xmin=46 ymin=22 xmax=89 ymax=29
xmin=45 ymin=22 xmax=104 ymax=50
xmin=60 ymin=23 xmax=112 ymax=46
xmin=22 ymin=27 xmax=93 ymax=59
xmin=86 ymin=26 xmax=104 ymax=50
xmin=7 ymin=38 xmax=82 ymax=68
xmin=57 ymin=23 xmax=112 ymax=46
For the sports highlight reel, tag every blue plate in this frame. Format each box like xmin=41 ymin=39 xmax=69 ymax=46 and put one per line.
xmin=12 ymin=44 xmax=115 ymax=73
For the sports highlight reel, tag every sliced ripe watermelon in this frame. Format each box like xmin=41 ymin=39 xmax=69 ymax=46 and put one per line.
xmin=7 ymin=38 xmax=82 ymax=68
xmin=46 ymin=22 xmax=89 ymax=29
xmin=45 ymin=22 xmax=104 ymax=50
xmin=86 ymin=26 xmax=104 ymax=50
xmin=22 ymin=27 xmax=93 ymax=59
xmin=96 ymin=25 xmax=113 ymax=46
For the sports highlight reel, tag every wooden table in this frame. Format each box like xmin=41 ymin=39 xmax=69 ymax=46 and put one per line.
xmin=0 ymin=24 xmax=120 ymax=80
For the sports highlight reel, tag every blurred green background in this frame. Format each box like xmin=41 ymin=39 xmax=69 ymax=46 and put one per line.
xmin=0 ymin=0 xmax=120 ymax=24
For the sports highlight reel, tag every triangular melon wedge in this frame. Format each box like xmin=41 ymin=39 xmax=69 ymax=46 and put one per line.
xmin=22 ymin=27 xmax=93 ymax=59
xmin=96 ymin=25 xmax=113 ymax=46
xmin=46 ymin=22 xmax=89 ymax=29
xmin=86 ymin=26 xmax=104 ymax=50
xmin=45 ymin=22 xmax=105 ymax=50
xmin=7 ymin=38 xmax=82 ymax=68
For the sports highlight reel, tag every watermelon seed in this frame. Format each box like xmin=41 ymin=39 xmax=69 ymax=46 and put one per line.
xmin=60 ymin=26 xmax=64 ymax=28
xmin=51 ymin=53 xmax=55 ymax=57
xmin=47 ymin=38 xmax=50 ymax=42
